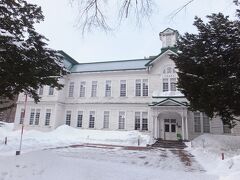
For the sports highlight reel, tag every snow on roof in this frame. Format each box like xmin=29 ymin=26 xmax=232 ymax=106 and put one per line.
xmin=70 ymin=59 xmax=151 ymax=73
xmin=152 ymin=91 xmax=184 ymax=97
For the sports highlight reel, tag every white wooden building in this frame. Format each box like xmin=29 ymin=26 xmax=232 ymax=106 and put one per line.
xmin=14 ymin=28 xmax=240 ymax=140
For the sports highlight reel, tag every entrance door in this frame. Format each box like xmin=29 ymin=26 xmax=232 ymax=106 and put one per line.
xmin=164 ymin=119 xmax=177 ymax=140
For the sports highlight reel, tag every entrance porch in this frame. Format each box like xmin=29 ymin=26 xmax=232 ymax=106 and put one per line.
xmin=150 ymin=98 xmax=189 ymax=141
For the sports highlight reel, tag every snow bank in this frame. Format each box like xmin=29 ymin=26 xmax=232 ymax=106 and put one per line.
xmin=188 ymin=134 xmax=240 ymax=180
xmin=0 ymin=122 xmax=152 ymax=155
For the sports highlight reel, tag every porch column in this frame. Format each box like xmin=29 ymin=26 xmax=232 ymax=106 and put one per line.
xmin=181 ymin=111 xmax=185 ymax=140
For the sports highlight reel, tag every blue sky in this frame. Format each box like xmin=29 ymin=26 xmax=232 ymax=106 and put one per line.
xmin=29 ymin=0 xmax=236 ymax=63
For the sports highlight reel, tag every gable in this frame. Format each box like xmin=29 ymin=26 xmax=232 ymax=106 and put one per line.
xmin=147 ymin=49 xmax=176 ymax=75
xmin=150 ymin=98 xmax=188 ymax=107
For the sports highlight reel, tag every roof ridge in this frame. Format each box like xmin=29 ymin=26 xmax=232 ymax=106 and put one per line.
xmin=78 ymin=58 xmax=151 ymax=65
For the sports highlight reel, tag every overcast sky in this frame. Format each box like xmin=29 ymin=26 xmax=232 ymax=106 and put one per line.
xmin=29 ymin=0 xmax=236 ymax=63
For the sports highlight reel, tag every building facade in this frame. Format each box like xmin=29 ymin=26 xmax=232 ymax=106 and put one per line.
xmin=14 ymin=28 xmax=240 ymax=140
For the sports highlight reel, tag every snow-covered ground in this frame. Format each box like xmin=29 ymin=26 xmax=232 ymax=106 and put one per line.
xmin=0 ymin=122 xmax=240 ymax=180
xmin=0 ymin=122 xmax=152 ymax=155
xmin=188 ymin=134 xmax=240 ymax=180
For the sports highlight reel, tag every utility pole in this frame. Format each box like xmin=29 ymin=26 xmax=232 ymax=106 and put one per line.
xmin=16 ymin=94 xmax=27 ymax=155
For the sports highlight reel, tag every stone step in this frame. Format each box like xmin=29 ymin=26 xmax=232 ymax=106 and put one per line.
xmin=151 ymin=139 xmax=187 ymax=149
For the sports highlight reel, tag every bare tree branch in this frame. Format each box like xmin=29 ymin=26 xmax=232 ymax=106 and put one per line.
xmin=168 ymin=0 xmax=195 ymax=21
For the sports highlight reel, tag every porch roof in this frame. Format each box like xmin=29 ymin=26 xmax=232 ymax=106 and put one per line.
xmin=149 ymin=98 xmax=188 ymax=107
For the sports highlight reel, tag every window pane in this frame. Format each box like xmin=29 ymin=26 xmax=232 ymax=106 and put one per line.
xmin=135 ymin=79 xmax=141 ymax=96
xmin=77 ymin=111 xmax=83 ymax=127
xmin=105 ymin=80 xmax=111 ymax=97
xmin=49 ymin=87 xmax=54 ymax=95
xmin=171 ymin=124 xmax=176 ymax=132
xmin=29 ymin=109 xmax=35 ymax=125
xmin=170 ymin=78 xmax=177 ymax=91
xmin=91 ymin=81 xmax=97 ymax=97
xmin=165 ymin=124 xmax=170 ymax=132
xmin=135 ymin=112 xmax=141 ymax=130
xmin=68 ymin=82 xmax=74 ymax=97
xmin=89 ymin=111 xmax=95 ymax=128
xmin=120 ymin=80 xmax=126 ymax=97
xmin=66 ymin=111 xmax=71 ymax=126
xmin=45 ymin=109 xmax=51 ymax=126
xmin=223 ymin=125 xmax=231 ymax=134
xmin=119 ymin=111 xmax=125 ymax=129
xmin=80 ymin=81 xmax=86 ymax=97
xmin=142 ymin=112 xmax=148 ymax=131
xmin=35 ymin=109 xmax=40 ymax=125
xmin=194 ymin=112 xmax=201 ymax=133
xmin=163 ymin=78 xmax=168 ymax=92
xmin=39 ymin=87 xmax=44 ymax=95
xmin=203 ymin=113 xmax=210 ymax=133
xmin=103 ymin=111 xmax=109 ymax=128
xmin=142 ymin=79 xmax=148 ymax=96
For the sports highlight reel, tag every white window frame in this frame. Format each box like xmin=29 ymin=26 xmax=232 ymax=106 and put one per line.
xmin=118 ymin=111 xmax=125 ymax=129
xmin=142 ymin=79 xmax=148 ymax=97
xmin=91 ymin=81 xmax=97 ymax=97
xmin=120 ymin=80 xmax=127 ymax=97
xmin=134 ymin=112 xmax=148 ymax=131
xmin=48 ymin=86 xmax=54 ymax=95
xmin=65 ymin=110 xmax=71 ymax=126
xmin=203 ymin=113 xmax=210 ymax=133
xmin=135 ymin=79 xmax=141 ymax=96
xmin=103 ymin=111 xmax=110 ymax=128
xmin=80 ymin=81 xmax=86 ymax=97
xmin=105 ymin=80 xmax=111 ymax=97
xmin=34 ymin=109 xmax=40 ymax=125
xmin=29 ymin=108 xmax=35 ymax=125
xmin=134 ymin=112 xmax=141 ymax=130
xmin=38 ymin=86 xmax=44 ymax=95
xmin=68 ymin=82 xmax=74 ymax=97
xmin=77 ymin=111 xmax=83 ymax=128
xmin=89 ymin=111 xmax=95 ymax=128
xmin=45 ymin=109 xmax=51 ymax=126
xmin=194 ymin=112 xmax=201 ymax=133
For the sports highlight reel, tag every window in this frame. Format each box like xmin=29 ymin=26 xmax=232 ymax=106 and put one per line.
xmin=203 ymin=113 xmax=210 ymax=133
xmin=89 ymin=111 xmax=95 ymax=128
xmin=91 ymin=81 xmax=97 ymax=97
xmin=39 ymin=87 xmax=44 ymax=95
xmin=118 ymin=111 xmax=125 ymax=129
xmin=77 ymin=111 xmax=83 ymax=127
xmin=105 ymin=80 xmax=111 ymax=97
xmin=45 ymin=109 xmax=51 ymax=126
xmin=170 ymin=78 xmax=177 ymax=91
xmin=80 ymin=81 xmax=86 ymax=97
xmin=135 ymin=79 xmax=141 ymax=96
xmin=19 ymin=108 xmax=24 ymax=124
xmin=120 ymin=80 xmax=126 ymax=97
xmin=163 ymin=78 xmax=168 ymax=92
xmin=29 ymin=109 xmax=35 ymax=125
xmin=142 ymin=79 xmax=148 ymax=96
xmin=66 ymin=111 xmax=71 ymax=126
xmin=35 ymin=109 xmax=40 ymax=125
xmin=103 ymin=111 xmax=109 ymax=128
xmin=142 ymin=112 xmax=148 ymax=131
xmin=68 ymin=82 xmax=74 ymax=97
xmin=135 ymin=112 xmax=141 ymax=130
xmin=48 ymin=86 xmax=54 ymax=95
xmin=223 ymin=125 xmax=231 ymax=134
xmin=194 ymin=112 xmax=201 ymax=133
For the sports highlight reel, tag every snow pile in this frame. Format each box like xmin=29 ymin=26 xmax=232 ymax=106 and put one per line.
xmin=188 ymin=134 xmax=240 ymax=180
xmin=152 ymin=91 xmax=184 ymax=97
xmin=0 ymin=122 xmax=152 ymax=155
